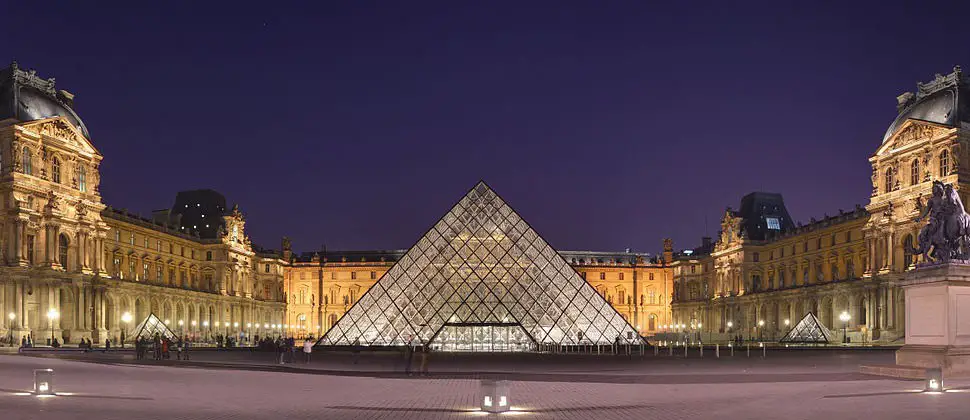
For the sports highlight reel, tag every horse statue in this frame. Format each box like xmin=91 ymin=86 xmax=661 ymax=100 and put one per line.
xmin=912 ymin=181 xmax=970 ymax=263
xmin=942 ymin=184 xmax=970 ymax=260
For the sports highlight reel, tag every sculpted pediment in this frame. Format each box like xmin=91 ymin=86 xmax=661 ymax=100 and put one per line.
xmin=18 ymin=117 xmax=100 ymax=157
xmin=875 ymin=120 xmax=949 ymax=156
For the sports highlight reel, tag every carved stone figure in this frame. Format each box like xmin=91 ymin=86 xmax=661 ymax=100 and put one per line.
xmin=913 ymin=181 xmax=970 ymax=262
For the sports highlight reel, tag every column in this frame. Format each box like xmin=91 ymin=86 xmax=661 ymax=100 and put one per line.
xmin=886 ymin=233 xmax=894 ymax=271
xmin=886 ymin=287 xmax=895 ymax=329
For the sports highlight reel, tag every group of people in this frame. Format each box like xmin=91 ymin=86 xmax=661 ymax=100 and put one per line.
xmin=134 ymin=334 xmax=190 ymax=361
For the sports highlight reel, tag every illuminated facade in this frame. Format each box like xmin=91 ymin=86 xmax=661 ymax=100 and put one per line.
xmin=672 ymin=66 xmax=970 ymax=344
xmin=0 ymin=63 xmax=285 ymax=345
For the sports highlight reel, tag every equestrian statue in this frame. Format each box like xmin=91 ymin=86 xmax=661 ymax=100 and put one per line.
xmin=913 ymin=180 xmax=970 ymax=263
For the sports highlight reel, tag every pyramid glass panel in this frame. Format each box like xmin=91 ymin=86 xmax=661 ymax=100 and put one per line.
xmin=318 ymin=181 xmax=642 ymax=351
xmin=779 ymin=312 xmax=835 ymax=343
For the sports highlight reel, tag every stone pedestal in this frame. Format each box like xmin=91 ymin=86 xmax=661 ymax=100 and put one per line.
xmin=896 ymin=263 xmax=970 ymax=377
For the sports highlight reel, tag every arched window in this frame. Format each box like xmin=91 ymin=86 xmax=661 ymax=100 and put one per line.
xmin=903 ymin=234 xmax=914 ymax=268
xmin=859 ymin=299 xmax=867 ymax=324
xmin=328 ymin=314 xmax=337 ymax=329
xmin=940 ymin=150 xmax=950 ymax=177
xmin=58 ymin=234 xmax=69 ymax=270
xmin=648 ymin=314 xmax=657 ymax=331
xmin=830 ymin=262 xmax=839 ymax=280
xmin=77 ymin=164 xmax=86 ymax=192
xmin=22 ymin=147 xmax=31 ymax=175
xmin=51 ymin=157 xmax=61 ymax=183
xmin=885 ymin=168 xmax=895 ymax=192
xmin=911 ymin=159 xmax=920 ymax=185
xmin=296 ymin=314 xmax=307 ymax=330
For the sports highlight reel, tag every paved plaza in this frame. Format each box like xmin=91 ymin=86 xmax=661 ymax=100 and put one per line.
xmin=0 ymin=349 xmax=967 ymax=419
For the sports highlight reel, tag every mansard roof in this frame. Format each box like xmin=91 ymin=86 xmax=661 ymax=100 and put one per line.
xmin=0 ymin=62 xmax=90 ymax=139
xmin=883 ymin=65 xmax=970 ymax=143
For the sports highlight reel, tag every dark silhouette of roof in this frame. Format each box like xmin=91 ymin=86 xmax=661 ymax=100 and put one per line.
xmin=0 ymin=62 xmax=90 ymax=139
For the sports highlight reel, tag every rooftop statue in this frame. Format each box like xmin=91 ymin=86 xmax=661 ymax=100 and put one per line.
xmin=913 ymin=181 xmax=970 ymax=263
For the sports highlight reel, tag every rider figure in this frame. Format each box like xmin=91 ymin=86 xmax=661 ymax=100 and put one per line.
xmin=915 ymin=181 xmax=947 ymax=254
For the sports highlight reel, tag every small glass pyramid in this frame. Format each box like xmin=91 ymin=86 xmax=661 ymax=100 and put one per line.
xmin=131 ymin=312 xmax=178 ymax=341
xmin=319 ymin=181 xmax=642 ymax=350
xmin=779 ymin=312 xmax=834 ymax=343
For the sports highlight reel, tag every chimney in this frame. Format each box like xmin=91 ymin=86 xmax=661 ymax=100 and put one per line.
xmin=662 ymin=238 xmax=673 ymax=264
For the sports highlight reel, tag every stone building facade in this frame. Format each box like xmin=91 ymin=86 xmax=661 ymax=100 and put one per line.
xmin=672 ymin=66 xmax=970 ymax=344
xmin=0 ymin=63 xmax=285 ymax=346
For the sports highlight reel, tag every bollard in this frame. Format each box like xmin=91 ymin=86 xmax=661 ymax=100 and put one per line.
xmin=684 ymin=341 xmax=688 ymax=358
xmin=761 ymin=342 xmax=765 ymax=358
xmin=715 ymin=344 xmax=719 ymax=358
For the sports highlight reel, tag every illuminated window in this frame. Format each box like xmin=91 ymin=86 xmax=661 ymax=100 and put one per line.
xmin=59 ymin=234 xmax=69 ymax=270
xmin=265 ymin=263 xmax=270 ymax=273
xmin=940 ymin=150 xmax=950 ymax=177
xmin=77 ymin=165 xmax=86 ymax=192
xmin=51 ymin=157 xmax=60 ymax=183
xmin=885 ymin=167 xmax=895 ymax=192
xmin=911 ymin=159 xmax=920 ymax=185
xmin=618 ymin=272 xmax=624 ymax=281
xmin=766 ymin=217 xmax=780 ymax=230
xmin=206 ymin=251 xmax=212 ymax=261
xmin=22 ymin=147 xmax=31 ymax=175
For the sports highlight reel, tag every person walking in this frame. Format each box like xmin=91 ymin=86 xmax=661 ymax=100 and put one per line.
xmin=104 ymin=338 xmax=111 ymax=352
xmin=404 ymin=335 xmax=416 ymax=376
xmin=277 ymin=338 xmax=285 ymax=365
xmin=419 ymin=344 xmax=430 ymax=376
xmin=183 ymin=339 xmax=191 ymax=361
xmin=303 ymin=339 xmax=313 ymax=364
xmin=176 ymin=337 xmax=184 ymax=361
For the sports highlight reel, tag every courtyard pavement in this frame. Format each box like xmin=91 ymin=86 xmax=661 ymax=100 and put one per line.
xmin=0 ymin=349 xmax=967 ymax=419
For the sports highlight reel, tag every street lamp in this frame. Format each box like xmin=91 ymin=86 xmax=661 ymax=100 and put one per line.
xmin=203 ymin=320 xmax=210 ymax=342
xmin=46 ymin=308 xmax=59 ymax=346
xmin=178 ymin=320 xmax=184 ymax=338
xmin=758 ymin=319 xmax=765 ymax=341
xmin=839 ymin=311 xmax=851 ymax=344
xmin=121 ymin=312 xmax=132 ymax=348
xmin=8 ymin=312 xmax=15 ymax=346
xmin=246 ymin=323 xmax=252 ymax=345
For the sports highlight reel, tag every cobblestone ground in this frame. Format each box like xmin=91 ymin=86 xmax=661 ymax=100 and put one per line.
xmin=0 ymin=353 xmax=967 ymax=419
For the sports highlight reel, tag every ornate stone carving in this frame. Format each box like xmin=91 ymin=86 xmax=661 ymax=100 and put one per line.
xmin=893 ymin=124 xmax=940 ymax=147
xmin=44 ymin=190 xmax=59 ymax=213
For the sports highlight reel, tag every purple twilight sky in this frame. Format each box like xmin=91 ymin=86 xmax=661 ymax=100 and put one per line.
xmin=4 ymin=1 xmax=970 ymax=255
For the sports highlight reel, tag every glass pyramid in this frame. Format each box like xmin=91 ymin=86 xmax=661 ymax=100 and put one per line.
xmin=319 ymin=181 xmax=642 ymax=351
xmin=779 ymin=312 xmax=834 ymax=343
xmin=131 ymin=313 xmax=178 ymax=341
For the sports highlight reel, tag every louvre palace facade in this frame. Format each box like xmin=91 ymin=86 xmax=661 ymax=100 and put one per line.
xmin=671 ymin=66 xmax=970 ymax=344
xmin=0 ymin=63 xmax=673 ymax=346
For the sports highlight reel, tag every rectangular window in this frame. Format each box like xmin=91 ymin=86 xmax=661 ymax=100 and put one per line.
xmin=649 ymin=273 xmax=654 ymax=280
xmin=370 ymin=271 xmax=376 ymax=280
xmin=816 ymin=237 xmax=822 ymax=250
xmin=753 ymin=252 xmax=760 ymax=262
xmin=26 ymin=235 xmax=35 ymax=265
xmin=766 ymin=217 xmax=781 ymax=230
xmin=331 ymin=272 xmax=336 ymax=280
xmin=690 ymin=265 xmax=696 ymax=274
xmin=115 ymin=230 xmax=121 ymax=242
xmin=206 ymin=251 xmax=212 ymax=261
xmin=599 ymin=272 xmax=605 ymax=280
xmin=129 ymin=233 xmax=135 ymax=245
xmin=157 ymin=265 xmax=163 ymax=281
xmin=78 ymin=167 xmax=86 ymax=192
xmin=300 ymin=272 xmax=306 ymax=280
xmin=265 ymin=264 xmax=270 ymax=273
xmin=847 ymin=231 xmax=852 ymax=242
xmin=618 ymin=272 xmax=625 ymax=280
xmin=143 ymin=263 xmax=150 ymax=280
xmin=113 ymin=257 xmax=122 ymax=278
xmin=351 ymin=271 xmax=357 ymax=280
xmin=129 ymin=259 xmax=136 ymax=279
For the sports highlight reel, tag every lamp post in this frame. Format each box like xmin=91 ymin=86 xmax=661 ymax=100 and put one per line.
xmin=839 ymin=311 xmax=851 ymax=344
xmin=727 ymin=321 xmax=733 ymax=344
xmin=121 ymin=312 xmax=132 ymax=348
xmin=8 ymin=312 xmax=14 ymax=347
xmin=191 ymin=320 xmax=197 ymax=342
xmin=178 ymin=320 xmax=184 ymax=339
xmin=203 ymin=321 xmax=209 ymax=343
xmin=782 ymin=318 xmax=790 ymax=340
xmin=46 ymin=308 xmax=59 ymax=346
xmin=246 ymin=323 xmax=252 ymax=345
xmin=757 ymin=319 xmax=765 ymax=341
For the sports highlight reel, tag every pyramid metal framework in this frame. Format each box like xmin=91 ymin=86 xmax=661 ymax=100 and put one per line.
xmin=779 ymin=312 xmax=835 ymax=343
xmin=131 ymin=313 xmax=178 ymax=341
xmin=319 ymin=182 xmax=642 ymax=350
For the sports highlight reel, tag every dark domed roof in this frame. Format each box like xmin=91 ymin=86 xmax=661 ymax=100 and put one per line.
xmin=0 ymin=62 xmax=90 ymax=139
xmin=882 ymin=66 xmax=970 ymax=143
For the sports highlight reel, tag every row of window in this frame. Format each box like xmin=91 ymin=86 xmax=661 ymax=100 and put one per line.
xmin=111 ymin=229 xmax=214 ymax=261
xmin=21 ymin=234 xmax=70 ymax=268
xmin=594 ymin=286 xmax=665 ymax=306
xmin=884 ymin=150 xmax=949 ymax=193
xmin=17 ymin=148 xmax=88 ymax=192
xmin=761 ymin=230 xmax=856 ymax=261
xmin=295 ymin=270 xmax=379 ymax=280
xmin=579 ymin=272 xmax=658 ymax=281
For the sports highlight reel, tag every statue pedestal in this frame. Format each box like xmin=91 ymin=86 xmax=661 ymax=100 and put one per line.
xmin=896 ymin=263 xmax=970 ymax=377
